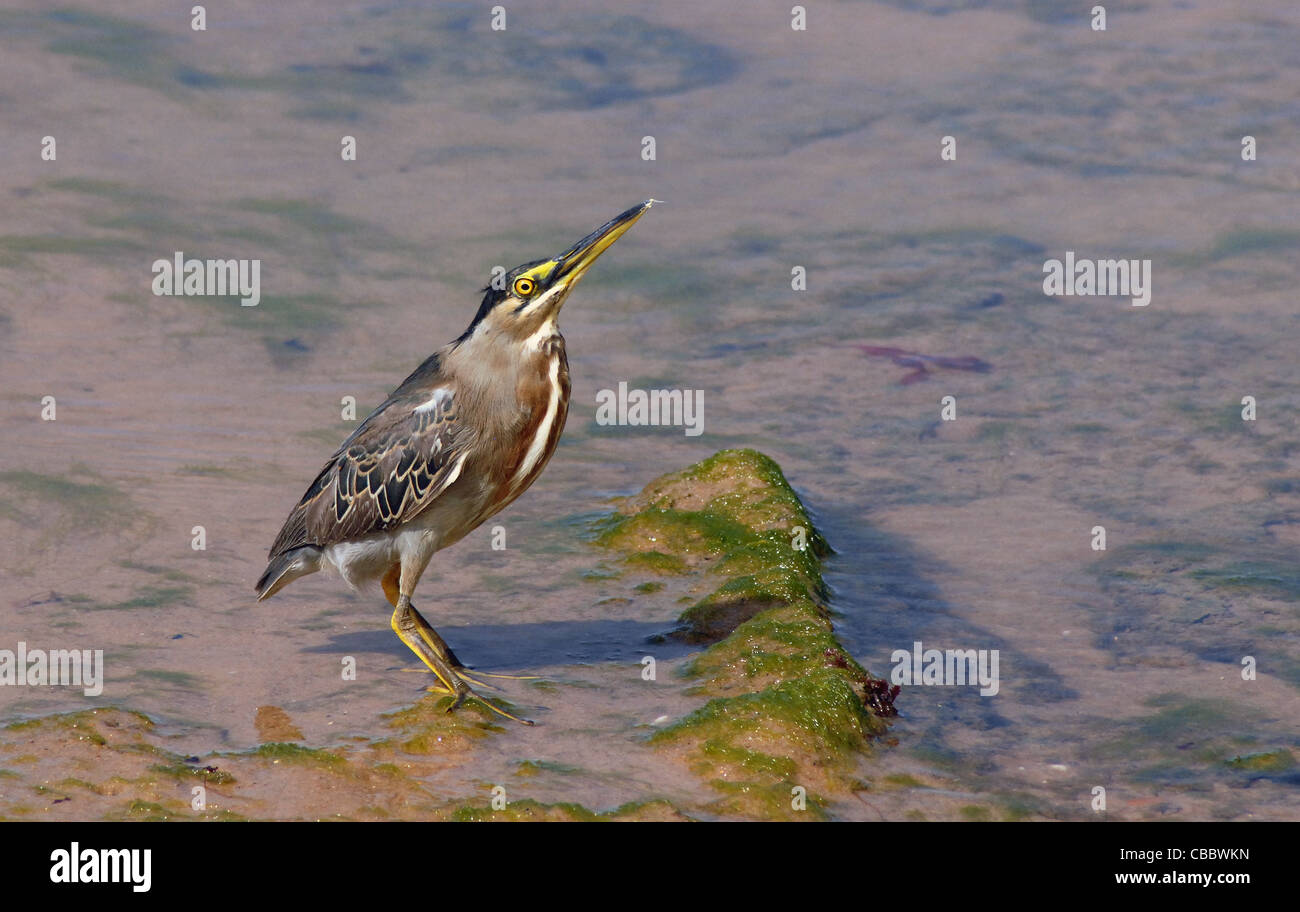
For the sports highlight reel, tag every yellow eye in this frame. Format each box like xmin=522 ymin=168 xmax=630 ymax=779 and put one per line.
xmin=513 ymin=277 xmax=535 ymax=297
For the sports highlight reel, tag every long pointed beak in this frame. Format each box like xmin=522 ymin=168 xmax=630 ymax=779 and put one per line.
xmin=550 ymin=199 xmax=658 ymax=285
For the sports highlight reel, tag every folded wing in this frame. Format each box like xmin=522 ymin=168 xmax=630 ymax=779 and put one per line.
xmin=266 ymin=373 xmax=475 ymax=560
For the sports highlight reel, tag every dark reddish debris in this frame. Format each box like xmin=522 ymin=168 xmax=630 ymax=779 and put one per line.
xmin=825 ymin=648 xmax=900 ymax=718
xmin=863 ymin=677 xmax=901 ymax=718
xmin=853 ymin=344 xmax=993 ymax=386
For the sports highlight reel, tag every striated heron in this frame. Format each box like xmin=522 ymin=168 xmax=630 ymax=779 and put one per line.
xmin=255 ymin=200 xmax=657 ymax=724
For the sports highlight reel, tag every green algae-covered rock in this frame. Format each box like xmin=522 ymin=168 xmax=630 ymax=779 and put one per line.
xmin=595 ymin=448 xmax=896 ymax=819
xmin=596 ymin=448 xmax=831 ymax=641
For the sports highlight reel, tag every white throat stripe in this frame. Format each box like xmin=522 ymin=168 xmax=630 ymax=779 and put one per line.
xmin=512 ymin=356 xmax=562 ymax=486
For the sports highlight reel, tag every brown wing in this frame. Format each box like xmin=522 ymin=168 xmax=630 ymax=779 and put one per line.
xmin=266 ymin=375 xmax=475 ymax=559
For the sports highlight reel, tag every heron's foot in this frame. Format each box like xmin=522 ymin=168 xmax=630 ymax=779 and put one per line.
xmin=420 ymin=662 xmax=533 ymax=724
xmin=437 ymin=672 xmax=534 ymax=726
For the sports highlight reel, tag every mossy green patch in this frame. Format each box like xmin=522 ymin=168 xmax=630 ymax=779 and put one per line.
xmin=975 ymin=420 xmax=1018 ymax=443
xmin=33 ymin=9 xmax=193 ymax=94
xmin=704 ymin=778 xmax=829 ymax=820
xmin=177 ymin=464 xmax=240 ymax=478
xmin=0 ymin=234 xmax=147 ymax=263
xmin=118 ymin=561 xmax=200 ymax=584
xmin=45 ymin=177 xmax=167 ymax=207
xmin=196 ymin=808 xmax=247 ymax=821
xmin=449 ymin=799 xmax=601 ymax=822
xmin=110 ymin=799 xmax=179 ymax=821
xmin=595 ymin=448 xmax=893 ymax=819
xmin=995 ymin=794 xmax=1045 ymax=822
xmin=239 ymin=293 xmax=355 ymax=338
xmin=1226 ymin=749 xmax=1295 ymax=774
xmin=1133 ymin=695 xmax=1239 ymax=743
xmin=1172 ymin=399 xmax=1250 ymax=437
xmin=1091 ymin=539 xmax=1300 ymax=688
xmin=1190 ymin=562 xmax=1300 ymax=602
xmin=514 ymin=759 xmax=581 ymax=777
xmin=0 ymin=470 xmax=135 ymax=529
xmin=234 ymin=198 xmax=373 ymax=233
xmin=380 ymin=695 xmax=505 ymax=755
xmin=249 ymin=742 xmax=347 ymax=768
xmin=882 ymin=773 xmax=925 ymax=788
xmin=1202 ymin=228 xmax=1300 ymax=263
xmin=448 ymin=798 xmax=689 ymax=822
xmin=1085 ymin=695 xmax=1281 ymax=787
xmin=134 ymin=668 xmax=202 ymax=690
xmin=0 ymin=706 xmax=448 ymax=820
xmin=655 ymin=672 xmax=885 ymax=756
xmin=623 ymin=550 xmax=688 ymax=575
xmin=92 ymin=586 xmax=192 ymax=612
xmin=148 ymin=762 xmax=236 ymax=785
xmin=6 ymin=710 xmax=112 ymax=745
xmin=231 ymin=198 xmax=417 ymax=262
xmin=699 ymin=740 xmax=796 ymax=779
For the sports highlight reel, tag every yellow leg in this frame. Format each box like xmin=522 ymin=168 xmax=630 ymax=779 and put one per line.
xmin=405 ymin=603 xmax=538 ymax=684
xmin=389 ymin=597 xmax=533 ymax=725
xmin=381 ymin=563 xmax=536 ymax=681
xmin=382 ymin=565 xmax=533 ymax=725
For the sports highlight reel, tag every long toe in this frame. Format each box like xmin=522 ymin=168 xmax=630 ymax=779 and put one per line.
xmin=443 ymin=681 xmax=534 ymax=726
xmin=460 ymin=669 xmax=542 ymax=681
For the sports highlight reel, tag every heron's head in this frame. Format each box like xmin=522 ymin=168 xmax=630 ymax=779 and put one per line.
xmin=460 ymin=199 xmax=657 ymax=348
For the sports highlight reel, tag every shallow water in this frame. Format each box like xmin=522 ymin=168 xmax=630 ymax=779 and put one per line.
xmin=1 ymin=0 xmax=1298 ymax=819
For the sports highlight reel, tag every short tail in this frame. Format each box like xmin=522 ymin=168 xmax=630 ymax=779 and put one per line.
xmin=254 ymin=546 xmax=323 ymax=601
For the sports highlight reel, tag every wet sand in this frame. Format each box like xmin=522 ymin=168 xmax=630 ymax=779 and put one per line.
xmin=1 ymin=0 xmax=1299 ymax=819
